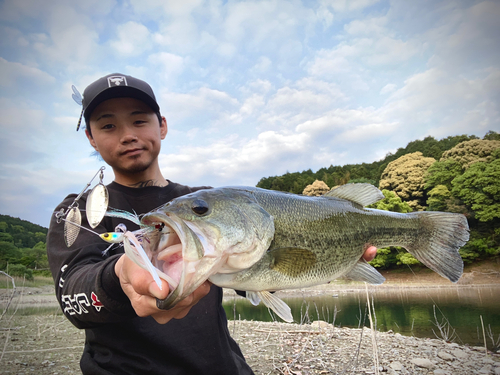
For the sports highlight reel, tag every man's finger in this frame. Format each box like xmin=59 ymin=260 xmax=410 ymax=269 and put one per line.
xmin=363 ymin=246 xmax=377 ymax=262
xmin=122 ymin=255 xmax=170 ymax=299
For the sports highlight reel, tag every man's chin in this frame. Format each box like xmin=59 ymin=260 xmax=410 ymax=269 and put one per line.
xmin=115 ymin=161 xmax=152 ymax=175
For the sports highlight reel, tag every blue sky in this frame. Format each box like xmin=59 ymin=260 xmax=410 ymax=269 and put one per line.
xmin=0 ymin=0 xmax=499 ymax=227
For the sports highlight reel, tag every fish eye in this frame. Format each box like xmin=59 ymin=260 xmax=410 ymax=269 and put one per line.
xmin=191 ymin=199 xmax=209 ymax=215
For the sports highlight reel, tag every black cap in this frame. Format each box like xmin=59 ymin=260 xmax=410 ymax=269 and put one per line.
xmin=82 ymin=73 xmax=160 ymax=123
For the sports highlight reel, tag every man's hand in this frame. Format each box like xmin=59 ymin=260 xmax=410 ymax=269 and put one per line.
xmin=115 ymin=254 xmax=211 ymax=324
xmin=362 ymin=246 xmax=377 ymax=262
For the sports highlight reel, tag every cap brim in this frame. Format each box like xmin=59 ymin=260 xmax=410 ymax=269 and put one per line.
xmin=84 ymin=86 xmax=160 ymax=122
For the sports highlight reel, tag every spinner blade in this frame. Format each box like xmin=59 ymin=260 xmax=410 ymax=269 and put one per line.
xmin=64 ymin=207 xmax=81 ymax=247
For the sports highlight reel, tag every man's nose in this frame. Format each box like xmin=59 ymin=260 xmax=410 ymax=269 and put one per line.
xmin=120 ymin=130 xmax=138 ymax=143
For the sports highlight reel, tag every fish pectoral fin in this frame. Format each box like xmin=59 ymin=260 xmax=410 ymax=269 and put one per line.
xmin=258 ymin=291 xmax=293 ymax=323
xmin=246 ymin=291 xmax=261 ymax=306
xmin=324 ymin=183 xmax=384 ymax=207
xmin=343 ymin=260 xmax=385 ymax=284
xmin=269 ymin=247 xmax=316 ymax=277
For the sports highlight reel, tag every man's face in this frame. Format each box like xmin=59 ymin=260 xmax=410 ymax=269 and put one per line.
xmin=86 ymin=97 xmax=167 ymax=176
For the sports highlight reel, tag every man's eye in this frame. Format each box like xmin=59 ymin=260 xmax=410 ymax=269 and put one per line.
xmin=102 ymin=124 xmax=115 ymax=130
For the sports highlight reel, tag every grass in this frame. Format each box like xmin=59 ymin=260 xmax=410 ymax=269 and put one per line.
xmin=0 ymin=275 xmax=54 ymax=289
xmin=15 ymin=306 xmax=63 ymax=316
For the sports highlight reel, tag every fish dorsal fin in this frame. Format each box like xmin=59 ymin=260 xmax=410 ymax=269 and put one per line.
xmin=269 ymin=247 xmax=317 ymax=277
xmin=325 ymin=183 xmax=384 ymax=207
xmin=343 ymin=259 xmax=385 ymax=284
xmin=258 ymin=291 xmax=293 ymax=322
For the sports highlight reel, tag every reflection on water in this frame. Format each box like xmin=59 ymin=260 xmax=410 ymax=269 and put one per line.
xmin=223 ymin=286 xmax=500 ymax=351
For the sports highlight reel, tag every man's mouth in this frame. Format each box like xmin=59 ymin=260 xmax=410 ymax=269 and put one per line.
xmin=121 ymin=147 xmax=144 ymax=156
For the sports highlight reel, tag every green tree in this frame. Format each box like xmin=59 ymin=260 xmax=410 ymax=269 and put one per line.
xmin=368 ymin=247 xmax=397 ymax=268
xmin=35 ymin=232 xmax=47 ymax=243
xmin=11 ymin=225 xmax=24 ymax=234
xmin=459 ymin=228 xmax=500 ymax=261
xmin=6 ymin=264 xmax=34 ymax=281
xmin=396 ymin=252 xmax=420 ymax=266
xmin=303 ymin=180 xmax=330 ymax=196
xmin=379 ymin=152 xmax=436 ymax=210
xmin=426 ymin=185 xmax=451 ymax=212
xmin=0 ymin=232 xmax=13 ymax=242
xmin=368 ymin=189 xmax=413 ymax=213
xmin=451 ymin=149 xmax=500 ymax=222
xmin=483 ymin=130 xmax=500 ymax=141
xmin=425 ymin=159 xmax=462 ymax=191
xmin=0 ymin=241 xmax=22 ymax=269
xmin=440 ymin=139 xmax=500 ymax=169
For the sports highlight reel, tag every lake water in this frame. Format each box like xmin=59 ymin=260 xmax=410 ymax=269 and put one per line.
xmin=223 ymin=285 xmax=500 ymax=351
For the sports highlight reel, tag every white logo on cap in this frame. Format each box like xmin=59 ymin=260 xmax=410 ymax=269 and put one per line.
xmin=107 ymin=76 xmax=128 ymax=87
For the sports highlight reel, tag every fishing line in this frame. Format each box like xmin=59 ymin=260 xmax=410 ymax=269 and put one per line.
xmin=58 ymin=216 xmax=101 ymax=237
xmin=56 ymin=167 xmax=106 ymax=221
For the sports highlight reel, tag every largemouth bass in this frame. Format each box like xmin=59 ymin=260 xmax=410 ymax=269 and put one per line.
xmin=137 ymin=184 xmax=469 ymax=322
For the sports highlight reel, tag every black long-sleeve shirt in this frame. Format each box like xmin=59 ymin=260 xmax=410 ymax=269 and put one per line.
xmin=47 ymin=181 xmax=254 ymax=375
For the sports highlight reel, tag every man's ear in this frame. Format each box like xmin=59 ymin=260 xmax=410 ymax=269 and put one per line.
xmin=85 ymin=129 xmax=98 ymax=151
xmin=160 ymin=116 xmax=168 ymax=140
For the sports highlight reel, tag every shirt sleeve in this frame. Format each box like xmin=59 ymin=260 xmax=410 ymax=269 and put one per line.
xmin=47 ymin=194 xmax=137 ymax=329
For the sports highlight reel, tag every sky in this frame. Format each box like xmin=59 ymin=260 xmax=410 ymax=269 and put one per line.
xmin=0 ymin=0 xmax=499 ymax=228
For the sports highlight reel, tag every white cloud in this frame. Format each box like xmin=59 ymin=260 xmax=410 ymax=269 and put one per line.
xmin=380 ymin=83 xmax=397 ymax=95
xmin=321 ymin=0 xmax=381 ymax=13
xmin=110 ymin=21 xmax=152 ymax=56
xmin=158 ymin=87 xmax=240 ymax=130
xmin=0 ymin=58 xmax=55 ymax=87
xmin=0 ymin=97 xmax=47 ymax=147
xmin=250 ymin=56 xmax=272 ymax=74
xmin=336 ymin=121 xmax=399 ymax=143
xmin=0 ymin=26 xmax=29 ymax=48
xmin=294 ymin=107 xmax=393 ymax=145
xmin=147 ymin=52 xmax=185 ymax=81
xmin=26 ymin=5 xmax=102 ymax=66
xmin=432 ymin=1 xmax=500 ymax=72
xmin=344 ymin=16 xmax=387 ymax=36
xmin=0 ymin=0 xmax=48 ymax=21
xmin=160 ymin=129 xmax=311 ymax=186
xmin=129 ymin=0 xmax=204 ymax=17
xmin=266 ymin=84 xmax=342 ymax=118
xmin=247 ymin=79 xmax=273 ymax=94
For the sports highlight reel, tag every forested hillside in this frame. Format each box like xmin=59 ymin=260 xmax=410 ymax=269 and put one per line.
xmin=257 ymin=131 xmax=499 ymax=193
xmin=258 ymin=130 xmax=500 ymax=269
xmin=0 ymin=214 xmax=48 ymax=280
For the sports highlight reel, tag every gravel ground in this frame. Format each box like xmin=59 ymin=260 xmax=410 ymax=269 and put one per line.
xmin=1 ymin=315 xmax=499 ymax=374
xmin=1 ymin=261 xmax=499 ymax=374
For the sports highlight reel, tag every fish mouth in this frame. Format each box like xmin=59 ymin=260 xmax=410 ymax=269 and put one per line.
xmin=141 ymin=212 xmax=220 ymax=310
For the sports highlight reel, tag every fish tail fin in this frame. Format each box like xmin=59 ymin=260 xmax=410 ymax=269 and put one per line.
xmin=406 ymin=212 xmax=469 ymax=283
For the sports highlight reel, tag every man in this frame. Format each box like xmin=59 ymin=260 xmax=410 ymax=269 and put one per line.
xmin=47 ymin=73 xmax=377 ymax=374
